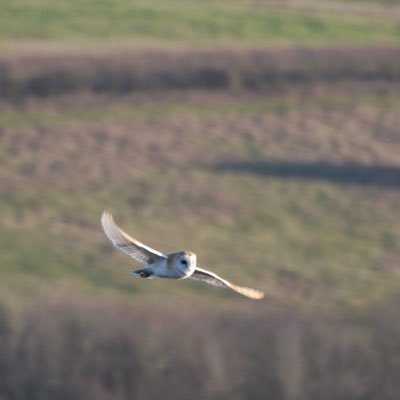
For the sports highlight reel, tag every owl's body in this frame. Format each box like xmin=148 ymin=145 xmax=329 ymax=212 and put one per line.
xmin=101 ymin=212 xmax=264 ymax=300
xmin=134 ymin=251 xmax=196 ymax=280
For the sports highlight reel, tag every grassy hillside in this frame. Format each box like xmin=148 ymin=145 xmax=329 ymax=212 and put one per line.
xmin=0 ymin=0 xmax=400 ymax=47
xmin=1 ymin=77 xmax=399 ymax=312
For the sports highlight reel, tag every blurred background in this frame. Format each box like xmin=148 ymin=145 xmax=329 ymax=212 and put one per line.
xmin=0 ymin=0 xmax=400 ymax=399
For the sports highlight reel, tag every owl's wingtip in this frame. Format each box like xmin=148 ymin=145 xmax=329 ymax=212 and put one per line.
xmin=100 ymin=211 xmax=115 ymax=231
xmin=235 ymin=285 xmax=265 ymax=300
xmin=248 ymin=289 xmax=265 ymax=300
xmin=101 ymin=210 xmax=113 ymax=220
xmin=255 ymin=291 xmax=265 ymax=300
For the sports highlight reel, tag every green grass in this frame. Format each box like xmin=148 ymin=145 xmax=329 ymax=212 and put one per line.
xmin=0 ymin=0 xmax=400 ymax=46
xmin=2 ymin=169 xmax=399 ymax=312
xmin=2 ymin=92 xmax=400 ymax=128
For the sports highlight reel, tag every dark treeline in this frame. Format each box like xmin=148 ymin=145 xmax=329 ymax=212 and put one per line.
xmin=1 ymin=46 xmax=400 ymax=97
xmin=0 ymin=296 xmax=399 ymax=400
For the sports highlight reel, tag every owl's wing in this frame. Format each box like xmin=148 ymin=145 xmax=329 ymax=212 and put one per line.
xmin=101 ymin=211 xmax=167 ymax=264
xmin=190 ymin=267 xmax=264 ymax=300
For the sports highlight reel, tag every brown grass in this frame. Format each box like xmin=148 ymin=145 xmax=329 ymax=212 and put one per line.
xmin=1 ymin=85 xmax=400 ymax=191
xmin=0 ymin=295 xmax=399 ymax=400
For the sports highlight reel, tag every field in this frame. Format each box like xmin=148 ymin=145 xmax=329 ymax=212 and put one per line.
xmin=1 ymin=1 xmax=400 ymax=399
xmin=1 ymin=0 xmax=400 ymax=47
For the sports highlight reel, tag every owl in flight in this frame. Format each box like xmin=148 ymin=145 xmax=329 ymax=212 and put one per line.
xmin=101 ymin=212 xmax=264 ymax=300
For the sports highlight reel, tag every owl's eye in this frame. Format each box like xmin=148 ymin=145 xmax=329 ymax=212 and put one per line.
xmin=176 ymin=255 xmax=194 ymax=277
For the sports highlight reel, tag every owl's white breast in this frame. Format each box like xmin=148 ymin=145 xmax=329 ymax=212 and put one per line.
xmin=150 ymin=257 xmax=182 ymax=279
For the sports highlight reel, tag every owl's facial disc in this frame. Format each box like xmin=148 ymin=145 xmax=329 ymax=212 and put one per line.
xmin=176 ymin=252 xmax=196 ymax=277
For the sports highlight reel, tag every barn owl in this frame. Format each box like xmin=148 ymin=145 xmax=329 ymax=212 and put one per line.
xmin=101 ymin=212 xmax=264 ymax=300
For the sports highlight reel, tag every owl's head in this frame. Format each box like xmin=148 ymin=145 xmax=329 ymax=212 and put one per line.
xmin=175 ymin=251 xmax=197 ymax=278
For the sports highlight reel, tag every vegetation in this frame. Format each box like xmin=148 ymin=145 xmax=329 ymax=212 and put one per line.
xmin=0 ymin=297 xmax=399 ymax=400
xmin=2 ymin=47 xmax=400 ymax=97
xmin=0 ymin=0 xmax=400 ymax=46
